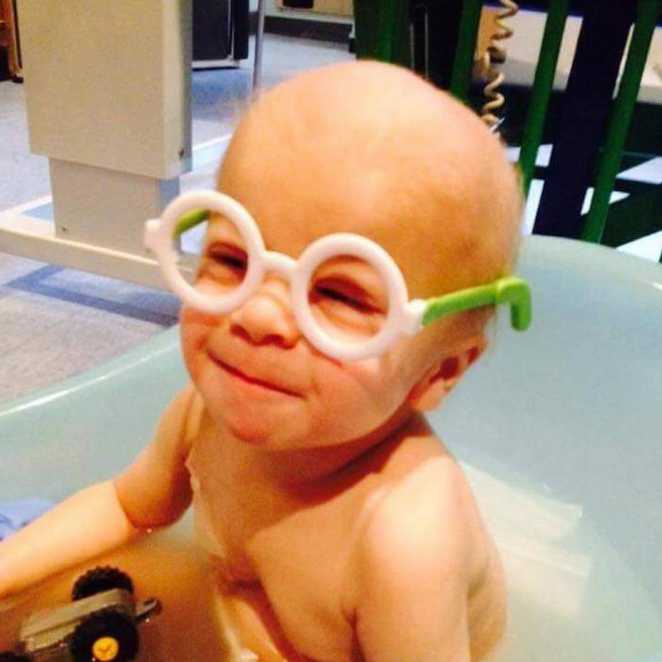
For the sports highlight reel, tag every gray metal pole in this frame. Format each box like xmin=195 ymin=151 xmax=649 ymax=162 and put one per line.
xmin=253 ymin=0 xmax=267 ymax=90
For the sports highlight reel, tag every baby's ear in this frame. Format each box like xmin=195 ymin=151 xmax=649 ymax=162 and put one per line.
xmin=407 ymin=337 xmax=486 ymax=412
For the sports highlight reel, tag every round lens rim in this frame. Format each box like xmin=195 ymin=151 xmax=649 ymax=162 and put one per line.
xmin=155 ymin=191 xmax=265 ymax=314
xmin=292 ymin=233 xmax=410 ymax=361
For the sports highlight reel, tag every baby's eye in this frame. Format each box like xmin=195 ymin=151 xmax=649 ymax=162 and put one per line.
xmin=312 ymin=280 xmax=380 ymax=314
xmin=197 ymin=243 xmax=248 ymax=288
xmin=212 ymin=252 xmax=247 ymax=270
xmin=316 ymin=286 xmax=369 ymax=312
xmin=207 ymin=245 xmax=247 ymax=271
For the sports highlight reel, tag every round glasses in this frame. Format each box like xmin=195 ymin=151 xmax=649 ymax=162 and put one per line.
xmin=145 ymin=190 xmax=531 ymax=362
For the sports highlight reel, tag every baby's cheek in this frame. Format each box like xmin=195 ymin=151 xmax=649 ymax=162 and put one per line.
xmin=179 ymin=308 xmax=216 ymax=378
xmin=312 ymin=361 xmax=406 ymax=439
xmin=179 ymin=305 xmax=218 ymax=329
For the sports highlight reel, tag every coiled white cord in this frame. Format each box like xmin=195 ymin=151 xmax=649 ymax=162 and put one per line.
xmin=479 ymin=0 xmax=519 ymax=134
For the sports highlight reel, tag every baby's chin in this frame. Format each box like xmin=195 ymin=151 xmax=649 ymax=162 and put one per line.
xmin=205 ymin=397 xmax=313 ymax=449
xmin=206 ymin=398 xmax=386 ymax=453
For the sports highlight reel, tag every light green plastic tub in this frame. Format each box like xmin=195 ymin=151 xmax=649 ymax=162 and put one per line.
xmin=2 ymin=236 xmax=661 ymax=661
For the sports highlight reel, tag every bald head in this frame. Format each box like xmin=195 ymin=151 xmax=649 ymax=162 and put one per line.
xmin=218 ymin=61 xmax=522 ymax=299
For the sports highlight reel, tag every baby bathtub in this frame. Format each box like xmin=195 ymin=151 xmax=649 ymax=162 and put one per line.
xmin=1 ymin=235 xmax=661 ymax=661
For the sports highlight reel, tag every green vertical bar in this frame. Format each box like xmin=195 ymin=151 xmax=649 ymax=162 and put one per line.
xmin=353 ymin=1 xmax=380 ymax=60
xmin=518 ymin=0 xmax=570 ymax=196
xmin=449 ymin=0 xmax=483 ymax=103
xmin=376 ymin=0 xmax=397 ymax=61
xmin=581 ymin=0 xmax=662 ymax=243
xmin=354 ymin=0 xmax=410 ymax=66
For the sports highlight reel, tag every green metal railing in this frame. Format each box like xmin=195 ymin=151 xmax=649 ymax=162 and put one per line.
xmin=358 ymin=0 xmax=661 ymax=250
xmin=447 ymin=0 xmax=661 ymax=248
xmin=375 ymin=0 xmax=398 ymax=62
xmin=518 ymin=0 xmax=570 ymax=196
xmin=354 ymin=0 xmax=410 ymax=67
xmin=449 ymin=0 xmax=483 ymax=103
xmin=581 ymin=0 xmax=662 ymax=243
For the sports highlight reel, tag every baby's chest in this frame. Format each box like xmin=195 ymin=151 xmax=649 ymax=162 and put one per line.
xmin=265 ymin=563 xmax=355 ymax=660
xmin=218 ymin=518 xmax=359 ymax=661
xmin=225 ymin=500 xmax=363 ymax=659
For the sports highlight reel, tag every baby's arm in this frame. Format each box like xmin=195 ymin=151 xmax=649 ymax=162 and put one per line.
xmin=354 ymin=459 xmax=475 ymax=662
xmin=0 ymin=384 xmax=199 ymax=598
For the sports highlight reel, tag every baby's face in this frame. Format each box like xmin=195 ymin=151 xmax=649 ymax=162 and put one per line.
xmin=180 ymin=175 xmax=451 ymax=450
xmin=179 ymin=61 xmax=520 ymax=450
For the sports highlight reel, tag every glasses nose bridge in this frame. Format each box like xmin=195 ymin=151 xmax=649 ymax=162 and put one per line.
xmin=260 ymin=250 xmax=298 ymax=285
xmin=230 ymin=250 xmax=300 ymax=345
xmin=244 ymin=250 xmax=300 ymax=312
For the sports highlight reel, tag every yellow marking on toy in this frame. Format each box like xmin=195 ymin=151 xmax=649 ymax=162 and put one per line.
xmin=92 ymin=636 xmax=120 ymax=660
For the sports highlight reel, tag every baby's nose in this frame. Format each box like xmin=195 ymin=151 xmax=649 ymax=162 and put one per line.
xmin=229 ymin=278 xmax=299 ymax=347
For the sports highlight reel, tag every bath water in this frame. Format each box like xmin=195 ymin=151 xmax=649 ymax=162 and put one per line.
xmin=2 ymin=473 xmax=660 ymax=661
xmin=465 ymin=463 xmax=662 ymax=662
xmin=0 ymin=516 xmax=235 ymax=661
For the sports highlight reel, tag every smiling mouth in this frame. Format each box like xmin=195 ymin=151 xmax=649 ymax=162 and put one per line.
xmin=209 ymin=353 xmax=300 ymax=397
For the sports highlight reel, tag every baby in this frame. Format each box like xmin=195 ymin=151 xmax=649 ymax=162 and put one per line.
xmin=0 ymin=61 xmax=525 ymax=661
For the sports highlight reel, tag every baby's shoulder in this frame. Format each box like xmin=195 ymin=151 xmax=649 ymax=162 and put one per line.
xmin=374 ymin=450 xmax=472 ymax=541
xmin=182 ymin=383 xmax=207 ymax=443
xmin=376 ymin=417 xmax=466 ymax=503
xmin=355 ymin=423 xmax=484 ymax=573
xmin=156 ymin=382 xmax=207 ymax=459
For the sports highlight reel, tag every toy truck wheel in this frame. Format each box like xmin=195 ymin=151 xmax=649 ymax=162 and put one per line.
xmin=0 ymin=653 xmax=31 ymax=662
xmin=72 ymin=567 xmax=134 ymax=600
xmin=70 ymin=609 xmax=139 ymax=662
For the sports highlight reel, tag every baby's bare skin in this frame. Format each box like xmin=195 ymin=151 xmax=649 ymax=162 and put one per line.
xmin=1 ymin=61 xmax=521 ymax=660
xmin=179 ymin=396 xmax=507 ymax=661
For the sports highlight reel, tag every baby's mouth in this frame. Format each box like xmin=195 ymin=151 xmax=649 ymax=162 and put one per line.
xmin=208 ymin=352 xmax=301 ymax=397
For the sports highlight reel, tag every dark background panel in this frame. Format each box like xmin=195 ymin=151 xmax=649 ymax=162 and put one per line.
xmin=193 ymin=0 xmax=231 ymax=61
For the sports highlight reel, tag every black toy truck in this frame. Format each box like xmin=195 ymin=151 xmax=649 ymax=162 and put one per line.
xmin=0 ymin=567 xmax=160 ymax=662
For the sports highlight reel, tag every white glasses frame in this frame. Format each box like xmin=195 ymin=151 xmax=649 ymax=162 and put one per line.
xmin=145 ymin=190 xmax=427 ymax=362
xmin=146 ymin=190 xmax=532 ymax=362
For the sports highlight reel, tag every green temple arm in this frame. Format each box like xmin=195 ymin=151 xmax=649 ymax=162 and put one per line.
xmin=175 ymin=209 xmax=209 ymax=237
xmin=422 ymin=276 xmax=532 ymax=331
xmin=172 ymin=211 xmax=532 ymax=332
